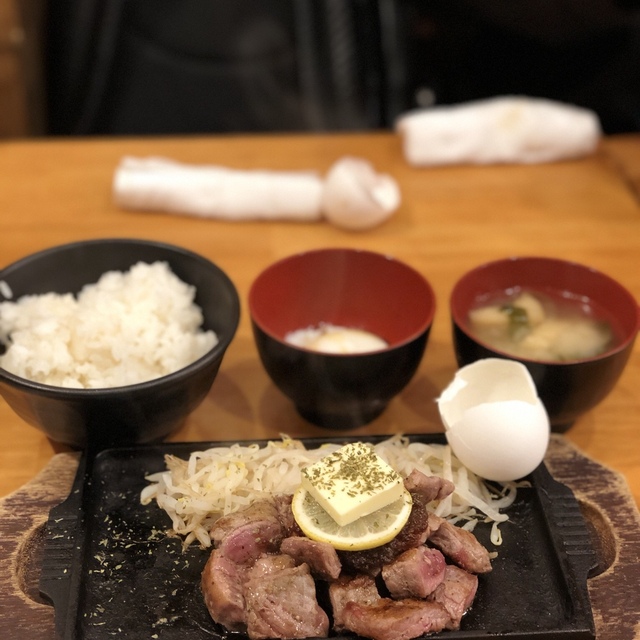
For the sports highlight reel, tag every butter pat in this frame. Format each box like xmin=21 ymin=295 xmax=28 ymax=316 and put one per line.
xmin=301 ymin=442 xmax=405 ymax=526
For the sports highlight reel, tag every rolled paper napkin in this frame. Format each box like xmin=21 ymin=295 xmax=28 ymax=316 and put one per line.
xmin=396 ymin=96 xmax=601 ymax=166
xmin=113 ymin=156 xmax=400 ymax=231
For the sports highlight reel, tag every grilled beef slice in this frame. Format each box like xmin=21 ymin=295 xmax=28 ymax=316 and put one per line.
xmin=430 ymin=564 xmax=479 ymax=630
xmin=201 ymin=548 xmax=249 ymax=631
xmin=382 ymin=546 xmax=447 ymax=599
xmin=404 ymin=469 xmax=455 ymax=503
xmin=273 ymin=494 xmax=304 ymax=537
xmin=280 ymin=536 xmax=342 ymax=581
xmin=244 ymin=561 xmax=330 ymax=639
xmin=427 ymin=513 xmax=492 ymax=574
xmin=329 ymin=574 xmax=381 ymax=631
xmin=210 ymin=500 xmax=284 ymax=564
xmin=249 ymin=553 xmax=296 ymax=577
xmin=340 ymin=598 xmax=451 ymax=640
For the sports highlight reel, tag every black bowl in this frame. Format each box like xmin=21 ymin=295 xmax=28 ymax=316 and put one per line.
xmin=0 ymin=238 xmax=240 ymax=448
xmin=451 ymin=256 xmax=639 ymax=432
xmin=248 ymin=248 xmax=436 ymax=429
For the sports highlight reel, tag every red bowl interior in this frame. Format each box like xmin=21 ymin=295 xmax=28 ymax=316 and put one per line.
xmin=451 ymin=256 xmax=640 ymax=361
xmin=249 ymin=248 xmax=436 ymax=348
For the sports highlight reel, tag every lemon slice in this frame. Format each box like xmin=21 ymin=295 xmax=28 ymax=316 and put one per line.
xmin=291 ymin=486 xmax=413 ymax=551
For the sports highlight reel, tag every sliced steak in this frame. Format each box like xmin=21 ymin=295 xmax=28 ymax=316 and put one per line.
xmin=280 ymin=536 xmax=342 ymax=581
xmin=338 ymin=491 xmax=431 ymax=576
xmin=430 ymin=564 xmax=479 ymax=630
xmin=329 ymin=574 xmax=381 ymax=631
xmin=404 ymin=469 xmax=455 ymax=503
xmin=382 ymin=546 xmax=446 ymax=599
xmin=210 ymin=500 xmax=284 ymax=564
xmin=341 ymin=598 xmax=450 ymax=640
xmin=427 ymin=514 xmax=492 ymax=574
xmin=244 ymin=562 xmax=330 ymax=639
xmin=273 ymin=494 xmax=304 ymax=537
xmin=201 ymin=548 xmax=248 ymax=631
xmin=250 ymin=553 xmax=296 ymax=578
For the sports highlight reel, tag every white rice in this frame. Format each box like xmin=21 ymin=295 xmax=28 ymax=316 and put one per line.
xmin=0 ymin=280 xmax=12 ymax=299
xmin=0 ymin=261 xmax=218 ymax=388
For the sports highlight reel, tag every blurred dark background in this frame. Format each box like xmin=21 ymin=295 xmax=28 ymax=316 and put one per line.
xmin=3 ymin=0 xmax=640 ymax=138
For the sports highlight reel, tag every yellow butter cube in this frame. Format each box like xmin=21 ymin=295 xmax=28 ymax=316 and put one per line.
xmin=301 ymin=442 xmax=405 ymax=527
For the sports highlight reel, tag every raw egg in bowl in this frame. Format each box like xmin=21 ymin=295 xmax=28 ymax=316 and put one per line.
xmin=249 ymin=248 xmax=436 ymax=429
xmin=450 ymin=256 xmax=640 ymax=432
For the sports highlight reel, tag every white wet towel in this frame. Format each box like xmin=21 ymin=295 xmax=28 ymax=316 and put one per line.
xmin=113 ymin=156 xmax=401 ymax=231
xmin=113 ymin=156 xmax=324 ymax=222
xmin=396 ymin=96 xmax=601 ymax=166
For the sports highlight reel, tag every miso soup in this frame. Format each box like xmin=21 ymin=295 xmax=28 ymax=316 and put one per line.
xmin=468 ymin=289 xmax=615 ymax=362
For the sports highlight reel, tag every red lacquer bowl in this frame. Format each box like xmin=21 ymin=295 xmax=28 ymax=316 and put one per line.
xmin=450 ymin=256 xmax=640 ymax=432
xmin=249 ymin=248 xmax=436 ymax=429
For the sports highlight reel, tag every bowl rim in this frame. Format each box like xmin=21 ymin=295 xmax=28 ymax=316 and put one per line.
xmin=248 ymin=246 xmax=436 ymax=355
xmin=450 ymin=255 xmax=640 ymax=365
xmin=0 ymin=237 xmax=240 ymax=396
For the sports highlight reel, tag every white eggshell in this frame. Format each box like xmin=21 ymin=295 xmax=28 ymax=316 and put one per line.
xmin=437 ymin=358 xmax=550 ymax=481
xmin=321 ymin=157 xmax=401 ymax=231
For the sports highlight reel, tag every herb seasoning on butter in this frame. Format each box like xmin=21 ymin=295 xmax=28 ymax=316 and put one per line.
xmin=300 ymin=442 xmax=406 ymax=527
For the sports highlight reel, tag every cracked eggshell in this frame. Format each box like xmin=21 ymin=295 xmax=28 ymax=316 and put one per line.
xmin=437 ymin=358 xmax=550 ymax=482
xmin=321 ymin=157 xmax=401 ymax=231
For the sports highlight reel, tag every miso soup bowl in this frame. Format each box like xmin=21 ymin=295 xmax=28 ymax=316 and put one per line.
xmin=0 ymin=238 xmax=240 ymax=449
xmin=451 ymin=256 xmax=640 ymax=432
xmin=249 ymin=248 xmax=436 ymax=429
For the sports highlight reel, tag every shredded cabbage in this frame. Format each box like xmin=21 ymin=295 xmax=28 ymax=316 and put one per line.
xmin=141 ymin=434 xmax=523 ymax=549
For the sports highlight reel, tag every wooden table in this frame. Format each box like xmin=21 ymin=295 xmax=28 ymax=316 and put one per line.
xmin=0 ymin=132 xmax=639 ymax=638
xmin=1 ymin=131 xmax=639 ymax=503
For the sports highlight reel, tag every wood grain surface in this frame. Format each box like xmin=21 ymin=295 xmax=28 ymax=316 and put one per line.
xmin=0 ymin=133 xmax=639 ymax=510
xmin=602 ymin=136 xmax=640 ymax=202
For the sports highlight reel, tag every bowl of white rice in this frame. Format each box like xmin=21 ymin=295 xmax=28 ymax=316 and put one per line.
xmin=0 ymin=238 xmax=240 ymax=448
